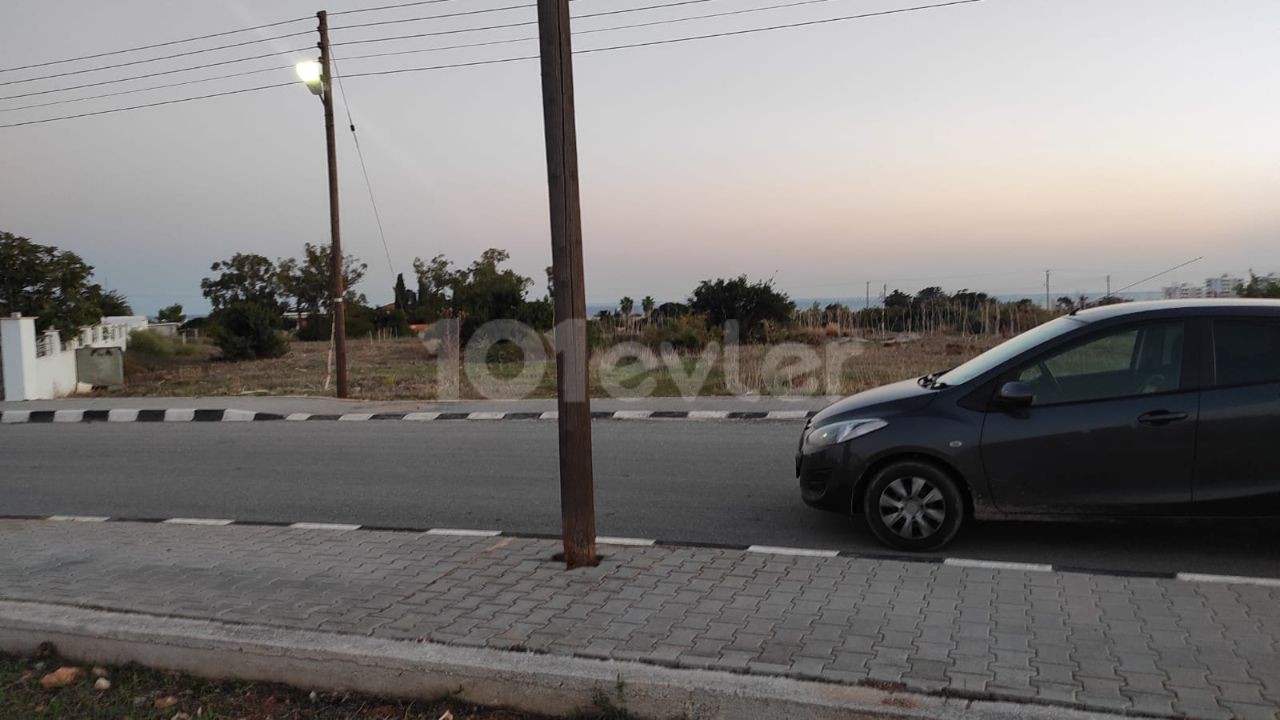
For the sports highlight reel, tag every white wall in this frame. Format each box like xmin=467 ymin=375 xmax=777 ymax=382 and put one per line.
xmin=0 ymin=316 xmax=132 ymax=401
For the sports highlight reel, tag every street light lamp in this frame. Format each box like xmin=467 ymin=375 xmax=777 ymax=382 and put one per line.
xmin=295 ymin=60 xmax=324 ymax=96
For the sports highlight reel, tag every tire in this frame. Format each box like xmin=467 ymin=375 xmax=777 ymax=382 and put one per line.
xmin=861 ymin=460 xmax=965 ymax=551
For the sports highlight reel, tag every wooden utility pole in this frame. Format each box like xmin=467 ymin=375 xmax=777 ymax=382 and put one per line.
xmin=536 ymin=0 xmax=597 ymax=568
xmin=318 ymin=11 xmax=349 ymax=398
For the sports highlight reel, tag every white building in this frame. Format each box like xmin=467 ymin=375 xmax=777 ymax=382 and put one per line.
xmin=1162 ymin=282 xmax=1203 ymax=299
xmin=1204 ymin=275 xmax=1244 ymax=298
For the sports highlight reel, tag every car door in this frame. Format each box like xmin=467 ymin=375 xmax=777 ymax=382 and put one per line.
xmin=980 ymin=319 xmax=1198 ymax=514
xmin=1193 ymin=316 xmax=1280 ymax=514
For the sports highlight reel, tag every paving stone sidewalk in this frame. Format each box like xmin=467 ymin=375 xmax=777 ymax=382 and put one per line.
xmin=1 ymin=520 xmax=1277 ymax=720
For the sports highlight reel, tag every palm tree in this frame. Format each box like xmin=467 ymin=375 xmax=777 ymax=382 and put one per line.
xmin=619 ymin=296 xmax=634 ymax=331
xmin=641 ymin=295 xmax=655 ymax=321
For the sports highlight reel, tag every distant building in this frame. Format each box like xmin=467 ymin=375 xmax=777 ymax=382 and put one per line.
xmin=1162 ymin=282 xmax=1203 ymax=300
xmin=1205 ymin=275 xmax=1244 ymax=298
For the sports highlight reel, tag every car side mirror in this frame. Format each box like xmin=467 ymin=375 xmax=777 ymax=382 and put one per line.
xmin=996 ymin=381 xmax=1035 ymax=407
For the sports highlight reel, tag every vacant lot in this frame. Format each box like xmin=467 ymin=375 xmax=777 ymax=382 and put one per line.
xmin=102 ymin=333 xmax=998 ymax=400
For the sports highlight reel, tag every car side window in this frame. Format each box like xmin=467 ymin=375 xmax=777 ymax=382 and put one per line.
xmin=1213 ymin=318 xmax=1280 ymax=387
xmin=1016 ymin=321 xmax=1185 ymax=406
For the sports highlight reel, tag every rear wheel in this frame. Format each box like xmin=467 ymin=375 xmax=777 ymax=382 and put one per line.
xmin=861 ymin=460 xmax=964 ymax=551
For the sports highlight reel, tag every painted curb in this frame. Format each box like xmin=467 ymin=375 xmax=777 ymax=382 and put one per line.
xmin=0 ymin=408 xmax=818 ymax=425
xmin=2 ymin=516 xmax=1275 ymax=587
xmin=0 ymin=600 xmax=1129 ymax=720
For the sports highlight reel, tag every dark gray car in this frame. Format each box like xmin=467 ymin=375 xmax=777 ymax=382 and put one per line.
xmin=797 ymin=299 xmax=1280 ymax=551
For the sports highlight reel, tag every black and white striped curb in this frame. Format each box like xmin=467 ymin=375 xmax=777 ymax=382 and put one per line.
xmin=0 ymin=408 xmax=819 ymax=424
xmin=4 ymin=514 xmax=1278 ymax=588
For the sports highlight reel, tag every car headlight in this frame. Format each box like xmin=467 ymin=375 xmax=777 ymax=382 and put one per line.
xmin=804 ymin=418 xmax=888 ymax=450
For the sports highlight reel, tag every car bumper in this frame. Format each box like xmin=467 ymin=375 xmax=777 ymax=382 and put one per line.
xmin=796 ymin=444 xmax=867 ymax=512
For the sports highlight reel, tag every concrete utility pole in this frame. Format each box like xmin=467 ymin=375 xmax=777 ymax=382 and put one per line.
xmin=865 ymin=281 xmax=870 ymax=311
xmin=1044 ymin=270 xmax=1051 ymax=312
xmin=317 ymin=11 xmax=348 ymax=398
xmin=535 ymin=0 xmax=597 ymax=569
xmin=1106 ymin=275 xmax=1112 ymax=298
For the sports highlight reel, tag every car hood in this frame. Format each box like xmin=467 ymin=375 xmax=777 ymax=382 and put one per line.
xmin=811 ymin=377 xmax=939 ymax=425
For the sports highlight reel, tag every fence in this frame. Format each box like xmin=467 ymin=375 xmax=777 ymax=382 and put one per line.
xmin=0 ymin=315 xmax=136 ymax=401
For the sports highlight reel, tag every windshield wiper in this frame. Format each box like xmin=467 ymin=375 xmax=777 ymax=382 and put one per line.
xmin=917 ymin=369 xmax=952 ymax=389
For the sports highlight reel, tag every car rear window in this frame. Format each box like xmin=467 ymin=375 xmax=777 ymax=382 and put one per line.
xmin=1213 ymin=318 xmax=1280 ymax=387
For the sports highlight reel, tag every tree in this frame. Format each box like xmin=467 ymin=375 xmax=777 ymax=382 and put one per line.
xmin=1238 ymin=272 xmax=1280 ymax=299
xmin=450 ymin=248 xmax=532 ymax=338
xmin=0 ymin=231 xmax=108 ymax=338
xmin=619 ymin=296 xmax=634 ymax=330
xmin=393 ymin=273 xmax=413 ymax=311
xmin=1056 ymin=296 xmax=1077 ymax=312
xmin=688 ymin=276 xmax=795 ymax=341
xmin=278 ymin=243 xmax=366 ymax=316
xmin=209 ymin=302 xmax=288 ymax=361
xmin=157 ymin=304 xmax=186 ymax=323
xmin=641 ymin=295 xmax=655 ymax=319
xmin=412 ymin=254 xmax=455 ymax=321
xmin=201 ymin=253 xmax=285 ymax=314
xmin=91 ymin=287 xmax=133 ymax=316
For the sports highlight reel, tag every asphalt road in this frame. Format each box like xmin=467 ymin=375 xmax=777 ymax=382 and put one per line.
xmin=3 ymin=420 xmax=1278 ymax=577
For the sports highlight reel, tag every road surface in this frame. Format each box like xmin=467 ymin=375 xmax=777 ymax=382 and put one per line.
xmin=3 ymin=420 xmax=1278 ymax=577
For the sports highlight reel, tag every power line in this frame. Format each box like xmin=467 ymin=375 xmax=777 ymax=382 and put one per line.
xmin=3 ymin=0 xmax=982 ymax=128
xmin=332 ymin=0 xmax=720 ymax=47
xmin=1114 ymin=257 xmax=1205 ymax=295
xmin=0 ymin=16 xmax=311 ymax=74
xmin=0 ymin=46 xmax=309 ymax=102
xmin=0 ymin=65 xmax=290 ymax=114
xmin=329 ymin=50 xmax=396 ymax=275
xmin=0 ymin=29 xmax=313 ymax=88
xmin=0 ymin=82 xmax=294 ymax=129
xmin=338 ymin=0 xmax=864 ymax=65
xmin=332 ymin=0 xmax=472 ymax=16
xmin=332 ymin=3 xmax=535 ymax=31
xmin=576 ymin=0 xmax=982 ymax=55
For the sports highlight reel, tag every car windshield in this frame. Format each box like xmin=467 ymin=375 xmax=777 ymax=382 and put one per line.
xmin=934 ymin=315 xmax=1088 ymax=387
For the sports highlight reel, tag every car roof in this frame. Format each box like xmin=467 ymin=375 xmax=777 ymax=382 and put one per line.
xmin=1072 ymin=299 xmax=1280 ymax=322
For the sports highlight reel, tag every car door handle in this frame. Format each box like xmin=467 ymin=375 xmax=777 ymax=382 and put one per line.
xmin=1137 ymin=410 xmax=1188 ymax=426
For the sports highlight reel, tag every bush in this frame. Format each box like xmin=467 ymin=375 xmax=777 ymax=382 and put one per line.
xmin=294 ymin=306 xmax=379 ymax=342
xmin=209 ymin=302 xmax=288 ymax=361
xmin=127 ymin=329 xmax=173 ymax=358
xmin=641 ymin=314 xmax=712 ymax=352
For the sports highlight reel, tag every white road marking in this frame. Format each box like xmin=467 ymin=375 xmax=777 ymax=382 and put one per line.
xmin=286 ymin=413 xmax=312 ymax=421
xmin=338 ymin=413 xmax=374 ymax=422
xmin=467 ymin=412 xmax=506 ymax=420
xmin=163 ymin=518 xmax=235 ymax=526
xmin=403 ymin=412 xmax=440 ymax=421
xmin=1176 ymin=573 xmax=1280 ymax=588
xmin=539 ymin=411 xmax=559 ymax=421
xmin=597 ymin=536 xmax=657 ymax=546
xmin=612 ymin=411 xmax=653 ymax=420
xmin=290 ymin=522 xmax=361 ymax=531
xmin=945 ymin=558 xmax=1054 ymax=572
xmin=107 ymin=409 xmax=139 ymax=423
xmin=47 ymin=515 xmax=109 ymax=522
xmin=164 ymin=409 xmax=196 ymax=422
xmin=221 ymin=409 xmax=255 ymax=422
xmin=52 ymin=410 xmax=83 ymax=423
xmin=1 ymin=411 xmax=30 ymax=424
xmin=426 ymin=528 xmax=502 ymax=537
xmin=747 ymin=545 xmax=840 ymax=558
xmin=765 ymin=410 xmax=809 ymax=420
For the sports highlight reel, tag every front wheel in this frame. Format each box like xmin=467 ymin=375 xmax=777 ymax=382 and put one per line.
xmin=861 ymin=460 xmax=964 ymax=551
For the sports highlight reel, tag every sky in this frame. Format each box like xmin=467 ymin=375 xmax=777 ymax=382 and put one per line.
xmin=1 ymin=0 xmax=1278 ymax=317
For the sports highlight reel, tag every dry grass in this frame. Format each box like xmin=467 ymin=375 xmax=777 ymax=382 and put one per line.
xmin=100 ymin=333 xmax=1002 ymax=400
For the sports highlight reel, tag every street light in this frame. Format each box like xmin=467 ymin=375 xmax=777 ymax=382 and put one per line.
xmin=296 ymin=14 xmax=348 ymax=399
xmin=295 ymin=60 xmax=324 ymax=96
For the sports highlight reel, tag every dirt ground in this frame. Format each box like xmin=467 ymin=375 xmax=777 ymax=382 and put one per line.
xmin=100 ymin=333 xmax=999 ymax=401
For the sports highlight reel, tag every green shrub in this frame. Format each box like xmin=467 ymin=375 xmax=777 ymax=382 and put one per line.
xmin=127 ymin=329 xmax=173 ymax=358
xmin=209 ymin=302 xmax=288 ymax=361
xmin=641 ymin=314 xmax=712 ymax=352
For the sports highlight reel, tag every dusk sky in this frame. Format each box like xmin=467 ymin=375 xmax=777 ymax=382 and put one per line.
xmin=2 ymin=0 xmax=1277 ymax=316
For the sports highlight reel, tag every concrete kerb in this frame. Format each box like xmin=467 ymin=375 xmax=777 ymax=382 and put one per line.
xmin=0 ymin=408 xmax=819 ymax=424
xmin=0 ymin=600 xmax=1126 ymax=720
